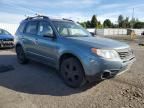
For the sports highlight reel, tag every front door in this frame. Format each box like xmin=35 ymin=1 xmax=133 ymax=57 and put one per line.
xmin=36 ymin=21 xmax=58 ymax=66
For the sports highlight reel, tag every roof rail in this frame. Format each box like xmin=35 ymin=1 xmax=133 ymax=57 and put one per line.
xmin=25 ymin=15 xmax=50 ymax=20
xmin=62 ymin=18 xmax=74 ymax=22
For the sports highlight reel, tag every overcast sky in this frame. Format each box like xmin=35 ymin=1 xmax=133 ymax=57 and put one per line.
xmin=0 ymin=0 xmax=144 ymax=24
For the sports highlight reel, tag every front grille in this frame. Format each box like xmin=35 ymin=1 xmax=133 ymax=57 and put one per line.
xmin=118 ymin=52 xmax=129 ymax=59
xmin=0 ymin=40 xmax=14 ymax=48
xmin=117 ymin=48 xmax=133 ymax=60
xmin=0 ymin=38 xmax=14 ymax=41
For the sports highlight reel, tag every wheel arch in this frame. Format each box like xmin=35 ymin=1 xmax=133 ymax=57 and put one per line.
xmin=15 ymin=42 xmax=26 ymax=53
xmin=15 ymin=43 xmax=22 ymax=48
xmin=15 ymin=42 xmax=25 ymax=50
xmin=59 ymin=53 xmax=85 ymax=74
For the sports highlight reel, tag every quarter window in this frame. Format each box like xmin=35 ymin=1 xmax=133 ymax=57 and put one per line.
xmin=17 ymin=22 xmax=26 ymax=33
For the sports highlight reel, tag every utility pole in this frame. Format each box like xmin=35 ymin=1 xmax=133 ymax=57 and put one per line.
xmin=131 ymin=8 xmax=135 ymax=29
xmin=131 ymin=8 xmax=136 ymax=40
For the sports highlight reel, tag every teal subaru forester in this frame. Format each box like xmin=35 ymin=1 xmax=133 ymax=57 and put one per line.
xmin=15 ymin=16 xmax=135 ymax=88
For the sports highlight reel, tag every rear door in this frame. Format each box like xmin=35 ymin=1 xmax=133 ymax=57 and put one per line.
xmin=22 ymin=21 xmax=39 ymax=57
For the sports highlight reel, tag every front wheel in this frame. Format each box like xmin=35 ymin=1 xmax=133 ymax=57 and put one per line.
xmin=16 ymin=46 xmax=29 ymax=64
xmin=60 ymin=57 xmax=86 ymax=88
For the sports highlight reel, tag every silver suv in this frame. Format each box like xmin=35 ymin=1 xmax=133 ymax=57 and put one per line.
xmin=15 ymin=16 xmax=135 ymax=88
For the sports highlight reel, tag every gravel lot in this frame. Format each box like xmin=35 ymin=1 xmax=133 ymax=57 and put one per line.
xmin=0 ymin=42 xmax=144 ymax=108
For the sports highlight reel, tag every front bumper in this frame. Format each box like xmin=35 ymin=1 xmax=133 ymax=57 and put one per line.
xmin=85 ymin=56 xmax=136 ymax=82
xmin=0 ymin=41 xmax=14 ymax=48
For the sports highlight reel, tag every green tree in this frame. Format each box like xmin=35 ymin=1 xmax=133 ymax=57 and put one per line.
xmin=97 ymin=21 xmax=103 ymax=28
xmin=103 ymin=19 xmax=112 ymax=28
xmin=122 ymin=17 xmax=130 ymax=28
xmin=111 ymin=24 xmax=118 ymax=28
xmin=86 ymin=21 xmax=91 ymax=28
xmin=136 ymin=18 xmax=139 ymax=22
xmin=90 ymin=15 xmax=97 ymax=28
xmin=125 ymin=17 xmax=130 ymax=28
xmin=130 ymin=18 xmax=136 ymax=28
xmin=118 ymin=15 xmax=124 ymax=28
xmin=133 ymin=22 xmax=144 ymax=28
xmin=79 ymin=22 xmax=87 ymax=28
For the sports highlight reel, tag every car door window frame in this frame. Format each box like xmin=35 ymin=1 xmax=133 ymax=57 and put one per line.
xmin=37 ymin=21 xmax=55 ymax=38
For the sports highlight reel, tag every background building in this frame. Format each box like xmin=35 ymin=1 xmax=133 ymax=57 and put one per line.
xmin=0 ymin=23 xmax=18 ymax=35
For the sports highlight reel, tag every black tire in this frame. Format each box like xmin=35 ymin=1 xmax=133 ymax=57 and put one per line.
xmin=60 ymin=57 xmax=86 ymax=88
xmin=16 ymin=46 xmax=29 ymax=64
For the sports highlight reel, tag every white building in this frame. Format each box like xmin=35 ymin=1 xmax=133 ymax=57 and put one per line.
xmin=0 ymin=23 xmax=19 ymax=35
xmin=0 ymin=22 xmax=144 ymax=36
xmin=87 ymin=28 xmax=144 ymax=36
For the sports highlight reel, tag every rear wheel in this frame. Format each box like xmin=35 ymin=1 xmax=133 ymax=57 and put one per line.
xmin=16 ymin=46 xmax=29 ymax=64
xmin=60 ymin=57 xmax=86 ymax=88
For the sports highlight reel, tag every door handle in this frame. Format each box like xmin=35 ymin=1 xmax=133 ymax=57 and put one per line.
xmin=34 ymin=39 xmax=38 ymax=45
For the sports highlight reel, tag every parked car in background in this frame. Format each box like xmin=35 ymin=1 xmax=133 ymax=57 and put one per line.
xmin=141 ymin=31 xmax=144 ymax=35
xmin=15 ymin=16 xmax=135 ymax=88
xmin=0 ymin=28 xmax=14 ymax=48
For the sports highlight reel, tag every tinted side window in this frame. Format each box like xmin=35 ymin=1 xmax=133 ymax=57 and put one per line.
xmin=17 ymin=22 xmax=26 ymax=33
xmin=25 ymin=22 xmax=38 ymax=35
xmin=38 ymin=21 xmax=53 ymax=36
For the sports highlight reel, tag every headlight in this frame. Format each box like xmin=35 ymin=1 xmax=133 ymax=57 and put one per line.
xmin=91 ymin=48 xmax=120 ymax=60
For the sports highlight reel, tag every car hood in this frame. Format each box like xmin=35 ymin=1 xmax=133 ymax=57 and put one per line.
xmin=68 ymin=36 xmax=129 ymax=49
xmin=0 ymin=34 xmax=14 ymax=40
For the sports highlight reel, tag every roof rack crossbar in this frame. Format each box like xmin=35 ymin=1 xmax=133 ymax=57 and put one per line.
xmin=25 ymin=15 xmax=50 ymax=20
xmin=62 ymin=18 xmax=74 ymax=22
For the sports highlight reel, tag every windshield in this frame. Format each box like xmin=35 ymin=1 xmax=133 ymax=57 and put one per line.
xmin=53 ymin=21 xmax=92 ymax=37
xmin=0 ymin=29 xmax=11 ymax=35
